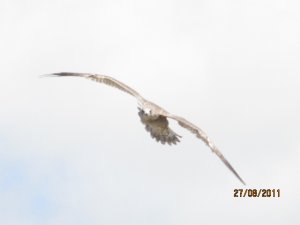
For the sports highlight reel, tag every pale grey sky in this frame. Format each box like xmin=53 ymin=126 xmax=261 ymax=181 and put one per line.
xmin=0 ymin=0 xmax=299 ymax=224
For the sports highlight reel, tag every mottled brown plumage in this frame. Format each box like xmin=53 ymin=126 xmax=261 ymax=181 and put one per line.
xmin=138 ymin=108 xmax=181 ymax=145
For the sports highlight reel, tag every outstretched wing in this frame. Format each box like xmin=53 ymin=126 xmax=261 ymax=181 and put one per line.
xmin=168 ymin=114 xmax=245 ymax=185
xmin=46 ymin=72 xmax=244 ymax=184
xmin=48 ymin=72 xmax=144 ymax=102
xmin=138 ymin=109 xmax=181 ymax=145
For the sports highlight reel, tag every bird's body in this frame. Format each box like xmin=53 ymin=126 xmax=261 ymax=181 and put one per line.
xmin=46 ymin=72 xmax=245 ymax=185
xmin=138 ymin=107 xmax=181 ymax=145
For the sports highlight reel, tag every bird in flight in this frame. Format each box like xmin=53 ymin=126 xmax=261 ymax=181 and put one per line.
xmin=46 ymin=72 xmax=245 ymax=185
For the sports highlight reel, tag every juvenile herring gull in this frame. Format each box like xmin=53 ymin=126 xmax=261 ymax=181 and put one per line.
xmin=47 ymin=72 xmax=245 ymax=185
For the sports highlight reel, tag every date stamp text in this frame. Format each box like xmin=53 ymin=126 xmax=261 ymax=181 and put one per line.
xmin=233 ymin=189 xmax=281 ymax=198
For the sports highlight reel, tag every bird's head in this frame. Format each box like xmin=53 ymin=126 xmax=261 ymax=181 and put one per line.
xmin=143 ymin=108 xmax=152 ymax=115
xmin=137 ymin=101 xmax=153 ymax=115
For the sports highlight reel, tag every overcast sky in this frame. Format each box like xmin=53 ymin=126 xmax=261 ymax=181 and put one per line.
xmin=0 ymin=0 xmax=299 ymax=224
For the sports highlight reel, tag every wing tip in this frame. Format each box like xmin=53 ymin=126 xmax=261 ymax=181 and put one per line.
xmin=226 ymin=160 xmax=246 ymax=185
xmin=237 ymin=175 xmax=246 ymax=186
xmin=40 ymin=72 xmax=82 ymax=78
xmin=214 ymin=150 xmax=246 ymax=185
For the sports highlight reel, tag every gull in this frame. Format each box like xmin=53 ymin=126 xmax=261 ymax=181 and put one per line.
xmin=47 ymin=72 xmax=245 ymax=185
